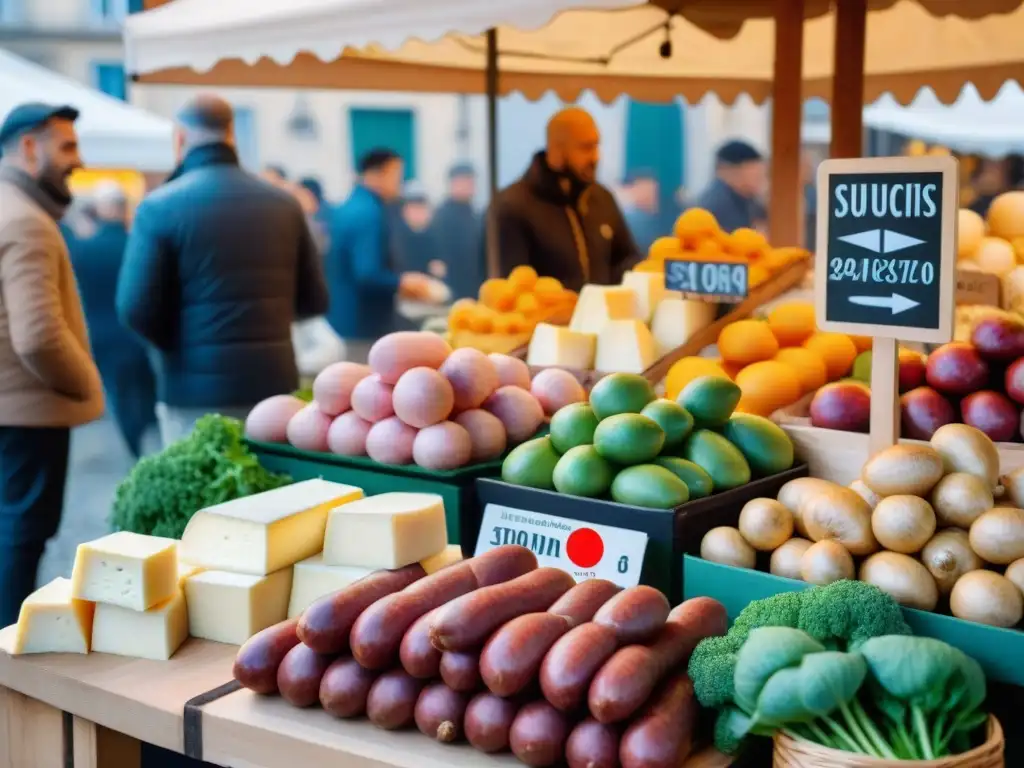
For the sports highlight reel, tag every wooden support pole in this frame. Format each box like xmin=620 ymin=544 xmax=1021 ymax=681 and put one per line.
xmin=868 ymin=336 xmax=900 ymax=458
xmin=769 ymin=0 xmax=805 ymax=248
xmin=830 ymin=0 xmax=867 ymax=159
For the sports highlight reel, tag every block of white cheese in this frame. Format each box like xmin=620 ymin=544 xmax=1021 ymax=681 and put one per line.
xmin=184 ymin=568 xmax=293 ymax=645
xmin=568 ymin=285 xmax=641 ymax=335
xmin=322 ymin=492 xmax=447 ymax=569
xmin=71 ymin=532 xmax=178 ymax=611
xmin=526 ymin=323 xmax=596 ymax=370
xmin=179 ymin=478 xmax=363 ymax=576
xmin=650 ymin=298 xmax=717 ymax=356
xmin=12 ymin=577 xmax=95 ymax=655
xmin=287 ymin=555 xmax=372 ymax=619
xmin=91 ymin=590 xmax=189 ymax=661
xmin=621 ymin=271 xmax=667 ymax=323
xmin=594 ymin=319 xmax=658 ymax=374
xmin=177 ymin=561 xmax=204 ymax=586
xmin=420 ymin=545 xmax=464 ymax=575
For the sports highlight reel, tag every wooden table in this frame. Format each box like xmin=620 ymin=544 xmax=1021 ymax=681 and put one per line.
xmin=0 ymin=625 xmax=732 ymax=768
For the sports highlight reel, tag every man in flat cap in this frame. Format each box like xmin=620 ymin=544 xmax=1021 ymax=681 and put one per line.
xmin=694 ymin=139 xmax=768 ymax=233
xmin=116 ymin=94 xmax=329 ymax=447
xmin=0 ymin=102 xmax=104 ymax=625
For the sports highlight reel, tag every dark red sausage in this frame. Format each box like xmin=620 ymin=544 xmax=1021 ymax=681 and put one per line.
xmin=591 ymin=586 xmax=670 ymax=645
xmin=319 ymin=657 xmax=379 ymax=718
xmin=399 ymin=607 xmax=443 ymax=679
xmin=547 ymin=579 xmax=621 ymax=625
xmin=467 ymin=545 xmax=538 ymax=587
xmin=566 ymin=718 xmax=620 ymax=768
xmin=233 ymin=619 xmax=301 ymax=694
xmin=276 ymin=643 xmax=335 ymax=708
xmin=414 ymin=683 xmax=470 ymax=743
xmin=619 ymin=675 xmax=697 ymax=768
xmin=366 ymin=669 xmax=426 ymax=730
xmin=440 ymin=651 xmax=482 ymax=692
xmin=510 ymin=701 xmax=572 ymax=767
xmin=464 ymin=692 xmax=521 ymax=754
xmin=480 ymin=613 xmax=573 ymax=697
xmin=539 ymin=623 xmax=619 ymax=712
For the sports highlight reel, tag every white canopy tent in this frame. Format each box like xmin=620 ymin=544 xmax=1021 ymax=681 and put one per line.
xmin=863 ymin=83 xmax=1024 ymax=157
xmin=0 ymin=49 xmax=174 ymax=171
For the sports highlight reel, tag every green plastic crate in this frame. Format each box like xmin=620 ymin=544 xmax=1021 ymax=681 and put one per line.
xmin=246 ymin=440 xmax=502 ymax=546
xmin=682 ymin=554 xmax=1024 ymax=686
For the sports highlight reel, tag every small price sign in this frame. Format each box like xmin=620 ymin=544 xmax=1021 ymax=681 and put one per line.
xmin=664 ymin=259 xmax=748 ymax=303
xmin=474 ymin=504 xmax=648 ymax=587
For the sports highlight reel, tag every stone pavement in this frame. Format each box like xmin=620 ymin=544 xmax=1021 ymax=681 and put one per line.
xmin=39 ymin=415 xmax=146 ymax=584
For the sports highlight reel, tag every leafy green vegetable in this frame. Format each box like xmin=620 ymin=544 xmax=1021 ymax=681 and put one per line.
xmin=110 ymin=414 xmax=292 ymax=539
xmin=734 ymin=627 xmax=825 ymax=714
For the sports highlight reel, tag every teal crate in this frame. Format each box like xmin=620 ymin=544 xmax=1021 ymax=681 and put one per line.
xmin=246 ymin=440 xmax=502 ymax=546
xmin=682 ymin=554 xmax=1024 ymax=687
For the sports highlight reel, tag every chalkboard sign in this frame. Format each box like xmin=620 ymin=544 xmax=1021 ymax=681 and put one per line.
xmin=664 ymin=259 xmax=748 ymax=303
xmin=813 ymin=156 xmax=958 ymax=344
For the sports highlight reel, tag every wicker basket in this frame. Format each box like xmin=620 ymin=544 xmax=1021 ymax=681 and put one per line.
xmin=773 ymin=716 xmax=1004 ymax=768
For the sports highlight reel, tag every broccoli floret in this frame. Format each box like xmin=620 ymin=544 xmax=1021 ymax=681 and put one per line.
xmin=111 ymin=414 xmax=291 ymax=538
xmin=731 ymin=591 xmax=804 ymax=641
xmin=689 ymin=635 xmax=740 ymax=707
xmin=797 ymin=580 xmax=912 ymax=650
xmin=713 ymin=706 xmax=753 ymax=755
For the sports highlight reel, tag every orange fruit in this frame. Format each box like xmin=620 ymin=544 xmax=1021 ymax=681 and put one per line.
xmin=665 ymin=357 xmax=728 ymax=401
xmin=674 ymin=208 xmax=721 ymax=241
xmin=468 ymin=305 xmax=496 ymax=334
xmin=491 ymin=314 xmax=516 ymax=334
xmin=729 ymin=228 xmax=770 ymax=259
xmin=718 ymin=320 xmax=780 ymax=366
xmin=735 ymin=361 xmax=803 ymax=417
xmin=533 ymin=276 xmax=564 ymax=305
xmin=721 ymin=360 xmax=746 ymax=379
xmin=447 ymin=299 xmax=476 ymax=332
xmin=802 ymin=332 xmax=859 ymax=380
xmin=767 ymin=301 xmax=816 ymax=347
xmin=648 ymin=236 xmax=683 ymax=262
xmin=515 ymin=293 xmax=541 ymax=317
xmin=773 ymin=347 xmax=828 ymax=394
xmin=507 ymin=265 xmax=538 ymax=293
xmin=479 ymin=278 xmax=516 ymax=311
xmin=748 ymin=264 xmax=770 ymax=288
xmin=850 ymin=335 xmax=873 ymax=352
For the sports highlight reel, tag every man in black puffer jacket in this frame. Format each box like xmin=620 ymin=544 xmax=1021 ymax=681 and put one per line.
xmin=490 ymin=108 xmax=639 ymax=290
xmin=117 ymin=95 xmax=328 ymax=447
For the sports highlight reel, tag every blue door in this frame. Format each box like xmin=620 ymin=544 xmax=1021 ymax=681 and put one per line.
xmin=92 ymin=62 xmax=126 ymax=101
xmin=624 ymin=99 xmax=685 ymax=219
xmin=349 ymin=108 xmax=416 ymax=180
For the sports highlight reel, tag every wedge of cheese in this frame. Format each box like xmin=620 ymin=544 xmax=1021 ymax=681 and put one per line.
xmin=526 ymin=323 xmax=596 ymax=370
xmin=12 ymin=577 xmax=94 ymax=655
xmin=621 ymin=271 xmax=667 ymax=323
xmin=568 ymin=285 xmax=641 ymax=335
xmin=287 ymin=555 xmax=372 ymax=619
xmin=179 ymin=479 xmax=363 ymax=576
xmin=650 ymin=298 xmax=717 ymax=356
xmin=594 ymin=319 xmax=658 ymax=374
xmin=419 ymin=545 xmax=464 ymax=575
xmin=184 ymin=569 xmax=292 ymax=645
xmin=91 ymin=590 xmax=189 ymax=661
xmin=71 ymin=532 xmax=178 ymax=611
xmin=322 ymin=492 xmax=447 ymax=569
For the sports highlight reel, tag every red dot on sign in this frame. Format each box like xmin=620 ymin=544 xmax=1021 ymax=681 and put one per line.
xmin=566 ymin=528 xmax=604 ymax=569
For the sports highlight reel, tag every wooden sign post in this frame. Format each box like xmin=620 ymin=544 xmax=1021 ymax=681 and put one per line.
xmin=814 ymin=156 xmax=959 ymax=458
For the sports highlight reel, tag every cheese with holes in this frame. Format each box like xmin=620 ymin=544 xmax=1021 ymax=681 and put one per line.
xmin=650 ymin=298 xmax=717 ymax=356
xmin=420 ymin=545 xmax=464 ymax=575
xmin=526 ymin=323 xmax=596 ymax=369
xmin=621 ymin=271 xmax=667 ymax=323
xmin=184 ymin=568 xmax=292 ymax=645
xmin=12 ymin=578 xmax=94 ymax=655
xmin=322 ymin=492 xmax=447 ymax=569
xmin=179 ymin=479 xmax=363 ymax=576
xmin=91 ymin=590 xmax=188 ymax=660
xmin=71 ymin=532 xmax=178 ymax=611
xmin=595 ymin=319 xmax=658 ymax=374
xmin=569 ymin=286 xmax=641 ymax=334
xmin=287 ymin=555 xmax=372 ymax=619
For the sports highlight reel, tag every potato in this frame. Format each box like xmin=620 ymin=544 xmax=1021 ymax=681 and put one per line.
xmin=483 ymin=386 xmax=545 ymax=444
xmin=369 ymin=331 xmax=452 ymax=384
xmin=365 ymin=416 xmax=418 ymax=465
xmin=770 ymin=538 xmax=812 ymax=580
xmin=393 ymin=367 xmax=455 ymax=428
xmin=777 ymin=478 xmax=840 ymax=537
xmin=871 ymin=496 xmax=936 ymax=554
xmin=930 ymin=472 xmax=993 ymax=528
xmin=738 ymin=498 xmax=793 ymax=551
xmin=922 ymin=529 xmax=982 ymax=594
xmin=454 ymin=409 xmax=507 ymax=462
xmin=312 ymin=362 xmax=371 ymax=416
xmin=848 ymin=480 xmax=881 ymax=510
xmin=969 ymin=507 xmax=1024 ymax=565
xmin=285 ymin=403 xmax=331 ymax=452
xmin=530 ymin=368 xmax=586 ymax=417
xmin=800 ymin=540 xmax=854 ymax=586
xmin=950 ymin=570 xmax=1024 ymax=628
xmin=440 ymin=348 xmax=499 ymax=412
xmin=326 ymin=411 xmax=372 ymax=456
xmin=862 ymin=444 xmax=945 ymax=497
xmin=1006 ymin=558 xmax=1024 ymax=597
xmin=350 ymin=374 xmax=395 ymax=423
xmin=801 ymin=487 xmax=878 ymax=556
xmin=245 ymin=395 xmax=305 ymax=443
xmin=413 ymin=421 xmax=473 ymax=470
xmin=489 ymin=353 xmax=531 ymax=390
xmin=931 ymin=423 xmax=1000 ymax=490
xmin=859 ymin=552 xmax=939 ymax=611
xmin=700 ymin=527 xmax=755 ymax=569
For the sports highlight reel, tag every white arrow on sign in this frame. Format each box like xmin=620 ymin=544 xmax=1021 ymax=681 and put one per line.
xmin=848 ymin=293 xmax=920 ymax=315
xmin=838 ymin=229 xmax=925 ymax=254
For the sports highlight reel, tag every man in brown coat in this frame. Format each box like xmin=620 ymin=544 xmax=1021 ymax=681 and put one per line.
xmin=0 ymin=103 xmax=103 ymax=625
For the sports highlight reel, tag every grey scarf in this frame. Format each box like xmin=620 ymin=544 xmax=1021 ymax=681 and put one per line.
xmin=0 ymin=165 xmax=70 ymax=221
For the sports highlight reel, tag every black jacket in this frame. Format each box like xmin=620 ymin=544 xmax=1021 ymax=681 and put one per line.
xmin=431 ymin=198 xmax=484 ymax=300
xmin=490 ymin=152 xmax=639 ymax=290
xmin=117 ymin=144 xmax=329 ymax=408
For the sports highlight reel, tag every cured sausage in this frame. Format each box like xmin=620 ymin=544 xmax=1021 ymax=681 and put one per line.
xmin=414 ymin=683 xmax=470 ymax=743
xmin=276 ymin=643 xmax=335 ymax=707
xmin=619 ymin=675 xmax=697 ymax=768
xmin=509 ymin=701 xmax=572 ymax=767
xmin=464 ymin=692 xmax=521 ymax=754
xmin=366 ymin=669 xmax=426 ymax=730
xmin=440 ymin=651 xmax=482 ymax=692
xmin=566 ymin=718 xmax=620 ymax=768
xmin=233 ymin=619 xmax=301 ymax=694
xmin=399 ymin=607 xmax=443 ymax=679
xmin=480 ymin=613 xmax=573 ymax=697
xmin=547 ymin=579 xmax=621 ymax=625
xmin=591 ymin=586 xmax=670 ymax=645
xmin=539 ymin=623 xmax=618 ymax=712
xmin=298 ymin=564 xmax=425 ymax=654
xmin=319 ymin=657 xmax=379 ymax=718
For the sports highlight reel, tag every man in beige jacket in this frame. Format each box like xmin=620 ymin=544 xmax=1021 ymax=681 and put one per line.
xmin=0 ymin=103 xmax=103 ymax=626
